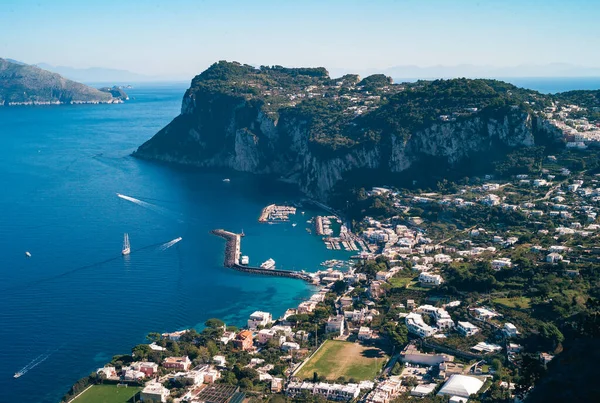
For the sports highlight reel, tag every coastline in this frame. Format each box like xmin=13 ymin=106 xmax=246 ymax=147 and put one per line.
xmin=1 ymin=99 xmax=124 ymax=106
xmin=60 ymin=208 xmax=348 ymax=402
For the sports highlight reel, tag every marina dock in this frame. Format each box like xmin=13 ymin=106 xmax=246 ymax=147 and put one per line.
xmin=258 ymin=204 xmax=297 ymax=222
xmin=210 ymin=229 xmax=313 ymax=282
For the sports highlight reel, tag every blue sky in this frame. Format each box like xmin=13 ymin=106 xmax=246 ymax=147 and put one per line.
xmin=1 ymin=0 xmax=599 ymax=78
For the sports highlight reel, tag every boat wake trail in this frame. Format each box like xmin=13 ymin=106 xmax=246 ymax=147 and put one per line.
xmin=117 ymin=193 xmax=162 ymax=211
xmin=159 ymin=237 xmax=183 ymax=251
xmin=14 ymin=345 xmax=61 ymax=378
xmin=117 ymin=193 xmax=183 ymax=222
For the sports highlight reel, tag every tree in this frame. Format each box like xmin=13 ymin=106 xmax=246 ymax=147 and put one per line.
xmin=205 ymin=318 xmax=225 ymax=329
xmin=146 ymin=332 xmax=162 ymax=343
xmin=206 ymin=340 xmax=219 ymax=357
xmin=239 ymin=378 xmax=253 ymax=390
xmin=538 ymin=322 xmax=564 ymax=351
xmin=132 ymin=344 xmax=151 ymax=360
xmin=491 ymin=358 xmax=503 ymax=373
xmin=196 ymin=346 xmax=211 ymax=363
xmin=332 ymin=280 xmax=348 ymax=295
xmin=516 ymin=354 xmax=546 ymax=398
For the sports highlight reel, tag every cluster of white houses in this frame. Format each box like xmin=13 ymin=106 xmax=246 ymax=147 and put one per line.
xmin=286 ymin=381 xmax=367 ymax=401
xmin=98 ymin=356 xmax=221 ymax=403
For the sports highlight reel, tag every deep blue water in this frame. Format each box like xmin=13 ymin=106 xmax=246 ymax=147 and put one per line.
xmin=500 ymin=77 xmax=600 ymax=94
xmin=0 ymin=85 xmax=349 ymax=402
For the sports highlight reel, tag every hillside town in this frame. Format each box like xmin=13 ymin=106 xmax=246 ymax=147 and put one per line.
xmin=65 ymin=140 xmax=600 ymax=403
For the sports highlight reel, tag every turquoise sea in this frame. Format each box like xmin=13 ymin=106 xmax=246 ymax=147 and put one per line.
xmin=0 ymin=84 xmax=350 ymax=402
xmin=1 ymin=77 xmax=598 ymax=402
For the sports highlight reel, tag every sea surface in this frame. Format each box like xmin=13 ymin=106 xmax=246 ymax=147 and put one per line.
xmin=501 ymin=77 xmax=600 ymax=94
xmin=1 ymin=77 xmax=598 ymax=402
xmin=0 ymin=84 xmax=350 ymax=402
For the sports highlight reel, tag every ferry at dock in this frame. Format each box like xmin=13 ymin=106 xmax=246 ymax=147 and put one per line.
xmin=260 ymin=258 xmax=275 ymax=270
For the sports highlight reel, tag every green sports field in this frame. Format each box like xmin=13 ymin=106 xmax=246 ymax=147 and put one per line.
xmin=74 ymin=384 xmax=141 ymax=403
xmin=296 ymin=340 xmax=388 ymax=381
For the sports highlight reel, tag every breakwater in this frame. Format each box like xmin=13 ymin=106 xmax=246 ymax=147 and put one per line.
xmin=210 ymin=229 xmax=313 ymax=282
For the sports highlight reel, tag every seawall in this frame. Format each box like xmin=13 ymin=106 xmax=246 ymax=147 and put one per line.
xmin=210 ymin=229 xmax=313 ymax=282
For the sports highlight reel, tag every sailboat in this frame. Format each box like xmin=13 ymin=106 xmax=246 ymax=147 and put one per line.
xmin=122 ymin=233 xmax=131 ymax=255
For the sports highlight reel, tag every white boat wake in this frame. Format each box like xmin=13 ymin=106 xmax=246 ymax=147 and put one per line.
xmin=117 ymin=193 xmax=161 ymax=211
xmin=14 ymin=351 xmax=51 ymax=378
xmin=117 ymin=193 xmax=185 ymax=223
xmin=159 ymin=237 xmax=183 ymax=251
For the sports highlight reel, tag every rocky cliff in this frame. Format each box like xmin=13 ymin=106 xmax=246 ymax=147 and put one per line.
xmin=134 ymin=61 xmax=558 ymax=200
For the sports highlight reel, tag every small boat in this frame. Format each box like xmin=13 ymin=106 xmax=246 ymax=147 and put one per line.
xmin=25 ymin=251 xmax=31 ymax=258
xmin=223 ymin=178 xmax=231 ymax=182
xmin=122 ymin=233 xmax=131 ymax=255
xmin=14 ymin=371 xmax=23 ymax=378
xmin=292 ymin=223 xmax=297 ymax=227
xmin=260 ymin=258 xmax=276 ymax=270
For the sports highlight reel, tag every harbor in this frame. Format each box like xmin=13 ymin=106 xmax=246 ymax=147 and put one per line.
xmin=258 ymin=204 xmax=297 ymax=223
xmin=210 ymin=229 xmax=313 ymax=282
xmin=312 ymin=215 xmax=368 ymax=252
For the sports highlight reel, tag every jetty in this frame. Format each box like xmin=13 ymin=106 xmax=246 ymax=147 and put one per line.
xmin=210 ymin=229 xmax=313 ymax=282
xmin=258 ymin=204 xmax=276 ymax=222
xmin=258 ymin=204 xmax=297 ymax=222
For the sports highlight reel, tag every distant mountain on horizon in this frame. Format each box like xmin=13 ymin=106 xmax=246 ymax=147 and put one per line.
xmin=8 ymin=58 xmax=600 ymax=84
xmin=329 ymin=63 xmax=600 ymax=81
xmin=0 ymin=58 xmax=126 ymax=105
xmin=34 ymin=63 xmax=167 ymax=83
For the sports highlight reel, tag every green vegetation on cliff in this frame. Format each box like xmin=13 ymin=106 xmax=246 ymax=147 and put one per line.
xmin=0 ymin=58 xmax=121 ymax=105
xmin=172 ymin=61 xmax=554 ymax=153
xmin=135 ymin=61 xmax=600 ymax=201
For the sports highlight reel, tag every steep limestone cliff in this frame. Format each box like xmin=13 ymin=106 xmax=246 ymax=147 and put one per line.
xmin=134 ymin=61 xmax=557 ymax=200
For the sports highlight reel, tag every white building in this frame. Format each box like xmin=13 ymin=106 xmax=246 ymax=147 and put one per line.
xmin=365 ymin=377 xmax=403 ymax=403
xmin=546 ymin=252 xmax=564 ymax=263
xmin=325 ymin=315 xmax=345 ymax=336
xmin=491 ymin=258 xmax=512 ymax=270
xmin=434 ymin=254 xmax=452 ymax=264
xmin=248 ymin=311 xmax=273 ymax=329
xmin=503 ymin=322 xmax=519 ymax=337
xmin=471 ymin=307 xmax=499 ymax=321
xmin=257 ymin=328 xmax=286 ymax=345
xmin=419 ymin=272 xmax=444 ymax=287
xmin=96 ymin=366 xmax=117 ymax=379
xmin=417 ymin=305 xmax=454 ymax=329
xmin=437 ymin=375 xmax=484 ymax=400
xmin=457 ymin=321 xmax=479 ymax=337
xmin=281 ymin=341 xmax=301 ymax=351
xmin=405 ymin=312 xmax=436 ymax=338
xmin=287 ymin=381 xmax=361 ymax=401
xmin=213 ymin=355 xmax=227 ymax=367
xmin=401 ymin=344 xmax=453 ymax=365
xmin=358 ymin=327 xmax=373 ymax=340
xmin=482 ymin=194 xmax=501 ymax=206
xmin=161 ymin=330 xmax=188 ymax=341
xmin=483 ymin=183 xmax=500 ymax=191
xmin=220 ymin=330 xmax=236 ymax=345
xmin=122 ymin=367 xmax=145 ymax=381
xmin=140 ymin=381 xmax=170 ymax=403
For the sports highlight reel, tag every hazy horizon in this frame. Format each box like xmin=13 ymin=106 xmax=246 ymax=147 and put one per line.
xmin=2 ymin=0 xmax=600 ymax=80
